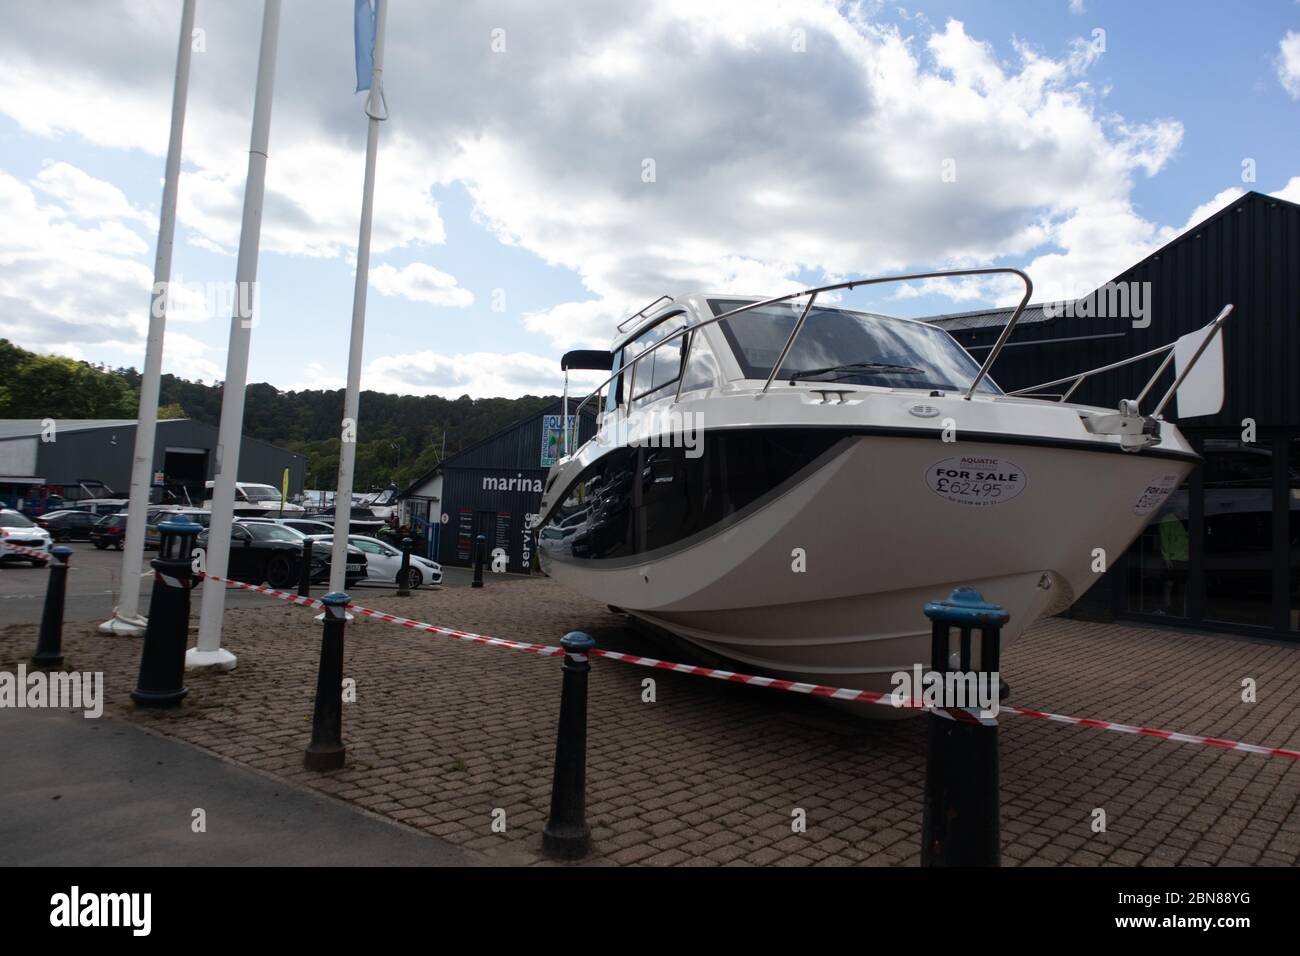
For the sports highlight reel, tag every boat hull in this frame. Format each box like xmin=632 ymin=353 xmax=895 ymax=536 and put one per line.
xmin=540 ymin=431 xmax=1194 ymax=716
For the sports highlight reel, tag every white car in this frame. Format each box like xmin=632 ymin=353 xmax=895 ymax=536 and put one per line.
xmin=309 ymin=534 xmax=442 ymax=589
xmin=0 ymin=509 xmax=53 ymax=565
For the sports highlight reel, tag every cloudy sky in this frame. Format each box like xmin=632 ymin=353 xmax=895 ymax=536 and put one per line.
xmin=1 ymin=0 xmax=1297 ymax=398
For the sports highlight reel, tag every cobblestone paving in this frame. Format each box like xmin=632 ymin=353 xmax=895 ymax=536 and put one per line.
xmin=2 ymin=576 xmax=1298 ymax=866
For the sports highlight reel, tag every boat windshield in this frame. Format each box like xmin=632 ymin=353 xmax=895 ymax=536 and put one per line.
xmin=707 ymin=298 xmax=1001 ymax=395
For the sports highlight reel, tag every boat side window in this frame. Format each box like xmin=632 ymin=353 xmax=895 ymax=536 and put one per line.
xmin=628 ymin=314 xmax=687 ymax=406
xmin=605 ymin=348 xmax=623 ymax=410
xmin=680 ymin=331 xmax=722 ymax=394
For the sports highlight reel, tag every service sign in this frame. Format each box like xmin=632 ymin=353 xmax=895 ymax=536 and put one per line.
xmin=926 ymin=455 xmax=1027 ymax=507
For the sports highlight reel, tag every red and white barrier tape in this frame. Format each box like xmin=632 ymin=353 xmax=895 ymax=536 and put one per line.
xmin=1 ymin=543 xmax=52 ymax=561
xmin=200 ymin=573 xmax=565 ymax=656
xmin=197 ymin=571 xmax=1300 ymax=760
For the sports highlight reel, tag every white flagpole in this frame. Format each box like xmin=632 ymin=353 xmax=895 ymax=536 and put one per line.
xmin=100 ymin=0 xmax=198 ymax=637
xmin=190 ymin=0 xmax=282 ymax=670
xmin=329 ymin=0 xmax=388 ymax=592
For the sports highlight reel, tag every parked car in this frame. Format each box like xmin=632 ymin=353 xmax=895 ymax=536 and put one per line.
xmin=145 ymin=507 xmax=211 ymax=548
xmin=0 ymin=508 xmax=52 ymax=564
xmin=35 ymin=509 xmax=98 ymax=542
xmin=236 ymin=516 xmax=336 ymax=537
xmin=90 ymin=512 xmax=128 ymax=549
xmin=79 ymin=498 xmax=132 ymax=516
xmin=195 ymin=522 xmax=367 ymax=589
xmin=305 ymin=511 xmax=387 ymax=535
xmin=310 ymin=534 xmax=442 ymax=589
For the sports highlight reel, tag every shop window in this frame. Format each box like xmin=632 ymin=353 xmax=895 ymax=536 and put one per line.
xmin=1202 ymin=438 xmax=1274 ymax=628
xmin=1126 ymin=478 xmax=1190 ymax=619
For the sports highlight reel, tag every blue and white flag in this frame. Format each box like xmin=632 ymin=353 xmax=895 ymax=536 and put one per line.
xmin=354 ymin=0 xmax=376 ymax=92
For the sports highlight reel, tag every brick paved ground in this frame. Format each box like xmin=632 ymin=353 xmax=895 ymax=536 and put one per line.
xmin=2 ymin=576 xmax=1298 ymax=866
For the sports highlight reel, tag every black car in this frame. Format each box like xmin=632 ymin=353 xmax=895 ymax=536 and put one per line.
xmin=36 ymin=509 xmax=98 ymax=542
xmin=305 ymin=511 xmax=387 ymax=536
xmin=90 ymin=512 xmax=128 ymax=549
xmin=196 ymin=522 xmax=367 ymax=589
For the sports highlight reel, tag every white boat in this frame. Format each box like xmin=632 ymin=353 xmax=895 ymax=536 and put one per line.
xmin=534 ymin=268 xmax=1232 ymax=715
xmin=202 ymin=480 xmax=304 ymax=517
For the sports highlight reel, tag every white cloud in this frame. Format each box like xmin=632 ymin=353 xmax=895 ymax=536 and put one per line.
xmin=2 ymin=1 xmax=1294 ymax=394
xmin=359 ymin=350 xmax=602 ymax=399
xmin=32 ymin=161 xmax=155 ymax=228
xmin=1278 ymin=31 xmax=1300 ymax=99
xmin=0 ymin=166 xmax=226 ymax=380
xmin=0 ymin=169 xmax=151 ymax=349
xmin=370 ymin=262 xmax=473 ymax=308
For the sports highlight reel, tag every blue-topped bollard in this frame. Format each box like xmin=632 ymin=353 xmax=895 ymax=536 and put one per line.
xmin=32 ymin=546 xmax=74 ymax=668
xmin=542 ymin=631 xmax=595 ymax=859
xmin=131 ymin=520 xmax=202 ymax=707
xmin=920 ymin=586 xmax=1008 ymax=867
xmin=304 ymin=592 xmax=349 ymax=771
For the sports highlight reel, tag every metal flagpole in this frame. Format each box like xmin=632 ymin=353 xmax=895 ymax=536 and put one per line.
xmin=189 ymin=0 xmax=282 ymax=670
xmin=329 ymin=0 xmax=388 ymax=591
xmin=100 ymin=0 xmax=198 ymax=637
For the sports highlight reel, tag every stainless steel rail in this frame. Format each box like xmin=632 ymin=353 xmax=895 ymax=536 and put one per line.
xmin=565 ymin=267 xmax=1034 ymax=455
xmin=1007 ymin=304 xmax=1233 ymax=416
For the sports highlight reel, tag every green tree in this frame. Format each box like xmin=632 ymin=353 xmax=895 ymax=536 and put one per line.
xmin=0 ymin=348 xmax=137 ymax=418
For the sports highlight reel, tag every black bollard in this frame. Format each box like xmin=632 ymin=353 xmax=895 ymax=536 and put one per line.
xmin=396 ymin=536 xmax=412 ymax=597
xmin=304 ymin=592 xmax=349 ymax=771
xmin=131 ymin=520 xmax=202 ymax=707
xmin=298 ymin=535 xmax=314 ymax=597
xmin=31 ymin=546 xmax=73 ymax=668
xmin=471 ymin=533 xmax=486 ymax=589
xmin=920 ymin=587 xmax=1007 ymax=867
xmin=542 ymin=631 xmax=595 ymax=860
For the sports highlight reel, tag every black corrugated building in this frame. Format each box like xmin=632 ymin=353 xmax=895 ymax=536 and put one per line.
xmin=929 ymin=190 xmax=1300 ymax=640
xmin=0 ymin=417 xmax=306 ymax=509
xmin=414 ymin=402 xmax=596 ymax=574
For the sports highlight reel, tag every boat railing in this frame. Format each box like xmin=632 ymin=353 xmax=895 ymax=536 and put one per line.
xmin=1006 ymin=304 xmax=1233 ymax=416
xmin=564 ymin=267 xmax=1034 ymax=456
xmin=616 ymin=295 xmax=675 ymax=333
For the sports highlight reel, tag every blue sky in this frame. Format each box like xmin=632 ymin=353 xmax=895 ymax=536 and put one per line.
xmin=0 ymin=0 xmax=1296 ymax=398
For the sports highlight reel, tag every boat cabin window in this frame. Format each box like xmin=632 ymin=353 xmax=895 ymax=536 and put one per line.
xmin=707 ymin=299 xmax=1002 ymax=395
xmin=627 ymin=313 xmax=688 ymax=406
xmin=680 ymin=331 xmax=722 ymax=394
xmin=605 ymin=349 xmax=622 ymax=411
